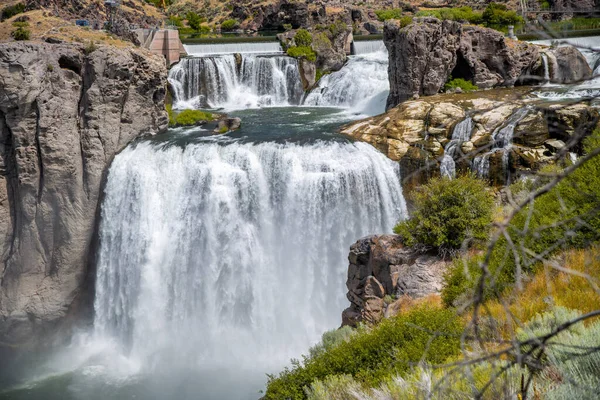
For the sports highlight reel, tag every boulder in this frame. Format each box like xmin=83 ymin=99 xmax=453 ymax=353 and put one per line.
xmin=0 ymin=42 xmax=168 ymax=348
xmin=548 ymin=46 xmax=593 ymax=84
xmin=215 ymin=117 xmax=242 ymax=133
xmin=342 ymin=235 xmax=449 ymax=327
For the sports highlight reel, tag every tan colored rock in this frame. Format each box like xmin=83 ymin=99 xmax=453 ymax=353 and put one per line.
xmin=513 ymin=111 xmax=549 ymax=147
xmin=428 ymin=102 xmax=465 ymax=137
xmin=473 ymin=104 xmax=520 ymax=133
xmin=387 ymin=139 xmax=410 ymax=161
xmin=461 ymin=141 xmax=475 ymax=154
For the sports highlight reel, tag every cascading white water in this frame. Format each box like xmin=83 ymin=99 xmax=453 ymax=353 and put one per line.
xmin=541 ymin=53 xmax=550 ymax=83
xmin=352 ymin=40 xmax=386 ymax=55
xmin=303 ymin=50 xmax=390 ymax=115
xmin=440 ymin=117 xmax=473 ymax=178
xmin=169 ymin=55 xmax=304 ymax=109
xmin=473 ymin=108 xmax=529 ymax=179
xmin=184 ymin=42 xmax=284 ymax=56
xmin=93 ymin=139 xmax=406 ymax=393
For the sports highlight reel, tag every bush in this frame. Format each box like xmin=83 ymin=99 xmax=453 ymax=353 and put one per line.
xmin=1 ymin=2 xmax=25 ymax=22
xmin=416 ymin=6 xmax=483 ymax=24
xmin=308 ymin=326 xmax=355 ymax=359
xmin=286 ymin=46 xmax=317 ymax=62
xmin=186 ymin=12 xmax=204 ymax=31
xmin=264 ymin=306 xmax=463 ymax=399
xmin=327 ymin=21 xmax=347 ymax=38
xmin=394 ymin=175 xmax=494 ymax=251
xmin=11 ymin=21 xmax=30 ymax=41
xmin=167 ymin=15 xmax=183 ymax=28
xmin=294 ymin=29 xmax=313 ymax=47
xmin=220 ymin=19 xmax=239 ymax=31
xmin=167 ymin=106 xmax=215 ymax=127
xmin=482 ymin=2 xmax=522 ymax=27
xmin=444 ymin=77 xmax=478 ymax=92
xmin=375 ymin=9 xmax=403 ymax=21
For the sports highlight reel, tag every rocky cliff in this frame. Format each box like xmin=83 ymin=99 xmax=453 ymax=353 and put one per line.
xmin=341 ymin=89 xmax=599 ymax=187
xmin=0 ymin=42 xmax=168 ymax=348
xmin=384 ymin=18 xmax=592 ymax=110
xmin=342 ymin=235 xmax=449 ymax=327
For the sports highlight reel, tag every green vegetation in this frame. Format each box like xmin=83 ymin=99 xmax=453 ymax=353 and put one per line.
xmin=444 ymin=77 xmax=479 ymax=92
xmin=145 ymin=0 xmax=173 ymax=8
xmin=294 ymin=29 xmax=313 ymax=47
xmin=546 ymin=17 xmax=600 ymax=31
xmin=327 ymin=21 xmax=348 ymax=38
xmin=11 ymin=21 xmax=30 ymax=41
xmin=375 ymin=8 xmax=403 ymax=22
xmin=84 ymin=40 xmax=98 ymax=54
xmin=415 ymin=3 xmax=522 ymax=29
xmin=286 ymin=29 xmax=316 ymax=62
xmin=442 ymin=127 xmax=600 ymax=306
xmin=186 ymin=12 xmax=205 ymax=31
xmin=315 ymin=68 xmax=329 ymax=83
xmin=220 ymin=19 xmax=239 ymax=31
xmin=481 ymin=2 xmax=522 ymax=28
xmin=265 ymin=306 xmax=462 ymax=399
xmin=167 ymin=106 xmax=215 ymax=127
xmin=1 ymin=2 xmax=25 ymax=22
xmin=416 ymin=6 xmax=483 ymax=24
xmin=167 ymin=15 xmax=184 ymax=28
xmin=394 ymin=175 xmax=494 ymax=251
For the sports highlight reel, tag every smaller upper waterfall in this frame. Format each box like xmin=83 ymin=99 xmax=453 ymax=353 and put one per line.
xmin=169 ymin=54 xmax=303 ymax=109
xmin=473 ymin=108 xmax=530 ymax=180
xmin=184 ymin=42 xmax=284 ymax=56
xmin=352 ymin=40 xmax=386 ymax=55
xmin=440 ymin=117 xmax=473 ymax=178
xmin=303 ymin=43 xmax=389 ymax=115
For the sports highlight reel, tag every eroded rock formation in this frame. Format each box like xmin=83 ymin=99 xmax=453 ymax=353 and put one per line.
xmin=341 ymin=89 xmax=599 ymax=187
xmin=0 ymin=42 xmax=168 ymax=348
xmin=342 ymin=235 xmax=449 ymax=327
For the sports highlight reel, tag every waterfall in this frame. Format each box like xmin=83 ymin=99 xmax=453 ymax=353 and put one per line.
xmin=184 ymin=42 xmax=283 ymax=56
xmin=440 ymin=117 xmax=473 ymax=178
xmin=93 ymin=139 xmax=406 ymax=392
xmin=473 ymin=108 xmax=529 ymax=179
xmin=303 ymin=49 xmax=390 ymax=115
xmin=168 ymin=55 xmax=304 ymax=109
xmin=541 ymin=53 xmax=550 ymax=83
xmin=352 ymin=40 xmax=386 ymax=55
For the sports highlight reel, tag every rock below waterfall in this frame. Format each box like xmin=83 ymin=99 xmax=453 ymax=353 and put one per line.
xmin=342 ymin=235 xmax=449 ymax=327
xmin=0 ymin=42 xmax=168 ymax=348
xmin=341 ymin=88 xmax=599 ymax=187
xmin=215 ymin=117 xmax=242 ymax=133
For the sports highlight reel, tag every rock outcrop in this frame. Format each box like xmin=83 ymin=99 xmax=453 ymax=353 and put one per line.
xmin=341 ymin=89 xmax=599 ymax=187
xmin=0 ymin=42 xmax=168 ymax=348
xmin=342 ymin=235 xmax=449 ymax=327
xmin=384 ymin=18 xmax=593 ymax=109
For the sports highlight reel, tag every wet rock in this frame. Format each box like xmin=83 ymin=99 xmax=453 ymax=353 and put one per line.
xmin=215 ymin=117 xmax=242 ymax=134
xmin=513 ymin=111 xmax=549 ymax=147
xmin=545 ymin=139 xmax=566 ymax=153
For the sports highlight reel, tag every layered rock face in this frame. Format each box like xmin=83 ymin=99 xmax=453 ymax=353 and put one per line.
xmin=342 ymin=235 xmax=449 ymax=327
xmin=385 ymin=18 xmax=541 ymax=109
xmin=341 ymin=89 xmax=599 ymax=187
xmin=0 ymin=42 xmax=168 ymax=347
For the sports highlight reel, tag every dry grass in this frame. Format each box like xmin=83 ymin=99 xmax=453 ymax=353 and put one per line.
xmin=483 ymin=246 xmax=600 ymax=338
xmin=0 ymin=10 xmax=132 ymax=47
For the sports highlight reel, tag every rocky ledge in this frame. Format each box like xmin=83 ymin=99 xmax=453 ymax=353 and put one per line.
xmin=0 ymin=42 xmax=168 ymax=348
xmin=341 ymin=89 xmax=599 ymax=187
xmin=384 ymin=18 xmax=592 ymax=109
xmin=342 ymin=235 xmax=450 ymax=327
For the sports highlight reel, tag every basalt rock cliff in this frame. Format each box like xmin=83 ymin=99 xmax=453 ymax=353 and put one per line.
xmin=0 ymin=42 xmax=168 ymax=348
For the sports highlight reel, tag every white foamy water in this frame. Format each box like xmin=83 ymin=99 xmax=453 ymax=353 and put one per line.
xmin=169 ymin=55 xmax=304 ymax=110
xmin=440 ymin=117 xmax=473 ymax=179
xmin=89 ymin=139 xmax=406 ymax=396
xmin=184 ymin=42 xmax=283 ymax=56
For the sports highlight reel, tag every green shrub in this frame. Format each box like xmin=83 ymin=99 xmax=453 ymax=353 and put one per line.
xmin=375 ymin=9 xmax=403 ymax=21
xmin=186 ymin=12 xmax=205 ymax=31
xmin=286 ymin=46 xmax=317 ymax=62
xmin=327 ymin=21 xmax=347 ymax=38
xmin=11 ymin=21 xmax=30 ymax=41
xmin=482 ymin=3 xmax=522 ymax=27
xmin=308 ymin=326 xmax=355 ymax=359
xmin=221 ymin=19 xmax=239 ymax=31
xmin=416 ymin=6 xmax=483 ymax=24
xmin=394 ymin=175 xmax=494 ymax=251
xmin=167 ymin=106 xmax=215 ymax=127
xmin=294 ymin=29 xmax=313 ymax=47
xmin=444 ymin=77 xmax=478 ymax=92
xmin=84 ymin=40 xmax=97 ymax=54
xmin=167 ymin=15 xmax=184 ymax=28
xmin=1 ymin=3 xmax=25 ymax=22
xmin=264 ymin=306 xmax=463 ymax=399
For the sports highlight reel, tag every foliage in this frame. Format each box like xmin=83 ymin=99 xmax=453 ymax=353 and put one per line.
xmin=167 ymin=106 xmax=214 ymax=127
xmin=294 ymin=29 xmax=313 ymax=47
xmin=11 ymin=21 xmax=30 ymax=41
xmin=1 ymin=2 xmax=25 ymax=22
xmin=546 ymin=17 xmax=600 ymax=31
xmin=375 ymin=8 xmax=403 ymax=22
xmin=444 ymin=77 xmax=478 ymax=92
xmin=327 ymin=21 xmax=348 ymax=38
xmin=221 ymin=19 xmax=239 ymax=31
xmin=264 ymin=306 xmax=463 ymax=399
xmin=308 ymin=326 xmax=355 ymax=359
xmin=287 ymin=46 xmax=317 ymax=62
xmin=145 ymin=0 xmax=173 ymax=8
xmin=394 ymin=175 xmax=494 ymax=251
xmin=167 ymin=15 xmax=184 ymax=28
xmin=416 ymin=6 xmax=483 ymax=24
xmin=481 ymin=2 xmax=522 ymax=28
xmin=84 ymin=40 xmax=97 ymax=54
xmin=186 ymin=12 xmax=204 ymax=31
